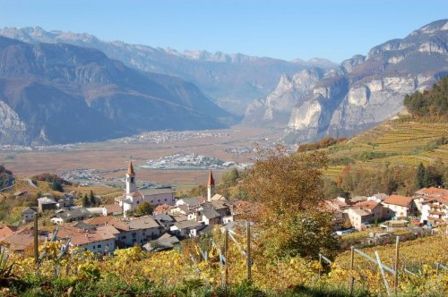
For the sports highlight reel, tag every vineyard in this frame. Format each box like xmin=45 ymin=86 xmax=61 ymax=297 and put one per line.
xmin=2 ymin=225 xmax=448 ymax=296
xmin=322 ymin=119 xmax=448 ymax=179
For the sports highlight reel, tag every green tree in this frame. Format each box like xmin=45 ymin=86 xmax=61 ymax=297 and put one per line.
xmin=134 ymin=201 xmax=153 ymax=217
xmin=81 ymin=194 xmax=90 ymax=208
xmin=51 ymin=180 xmax=64 ymax=192
xmin=89 ymin=191 xmax=96 ymax=206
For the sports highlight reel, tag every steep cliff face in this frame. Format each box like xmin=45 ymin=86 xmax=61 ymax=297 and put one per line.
xmin=249 ymin=19 xmax=448 ymax=143
xmin=244 ymin=69 xmax=324 ymax=127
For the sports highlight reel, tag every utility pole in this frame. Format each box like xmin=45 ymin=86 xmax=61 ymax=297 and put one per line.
xmin=246 ymin=221 xmax=252 ymax=283
xmin=394 ymin=236 xmax=400 ymax=296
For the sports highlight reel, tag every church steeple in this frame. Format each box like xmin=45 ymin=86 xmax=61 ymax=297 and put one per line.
xmin=126 ymin=161 xmax=137 ymax=194
xmin=128 ymin=161 xmax=135 ymax=176
xmin=207 ymin=170 xmax=215 ymax=201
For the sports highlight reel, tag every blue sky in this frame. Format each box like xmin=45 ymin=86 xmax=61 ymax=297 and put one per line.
xmin=0 ymin=0 xmax=447 ymax=63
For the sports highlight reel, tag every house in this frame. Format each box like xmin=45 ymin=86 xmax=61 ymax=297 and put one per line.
xmin=175 ymin=197 xmax=204 ymax=212
xmin=153 ymin=214 xmax=175 ymax=229
xmin=86 ymin=215 xmax=163 ymax=247
xmin=21 ymin=208 xmax=37 ymax=223
xmin=354 ymin=200 xmax=390 ymax=222
xmin=0 ymin=227 xmax=48 ymax=254
xmin=323 ymin=197 xmax=351 ymax=212
xmin=142 ymin=233 xmax=180 ymax=252
xmin=57 ymin=223 xmax=119 ymax=254
xmin=199 ymin=203 xmax=221 ymax=225
xmin=420 ymin=198 xmax=448 ymax=226
xmin=51 ymin=208 xmax=92 ymax=224
xmin=344 ymin=200 xmax=390 ymax=230
xmin=170 ymin=220 xmax=205 ymax=238
xmin=115 ymin=162 xmax=176 ymax=215
xmin=344 ymin=208 xmax=371 ymax=231
xmin=382 ymin=195 xmax=417 ymax=218
xmin=368 ymin=193 xmax=389 ymax=203
xmin=0 ymin=226 xmax=17 ymax=241
xmin=37 ymin=197 xmax=57 ymax=213
xmin=414 ymin=187 xmax=448 ymax=212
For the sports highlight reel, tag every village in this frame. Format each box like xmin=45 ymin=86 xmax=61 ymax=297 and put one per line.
xmin=0 ymin=162 xmax=238 ymax=254
xmin=1 ymin=160 xmax=448 ymax=256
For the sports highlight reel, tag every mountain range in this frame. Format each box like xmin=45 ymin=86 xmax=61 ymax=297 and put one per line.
xmin=0 ymin=26 xmax=335 ymax=115
xmin=0 ymin=36 xmax=234 ymax=144
xmin=245 ymin=19 xmax=448 ymax=143
xmin=1 ymin=20 xmax=448 ymax=145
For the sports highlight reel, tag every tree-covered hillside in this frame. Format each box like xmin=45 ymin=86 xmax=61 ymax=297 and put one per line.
xmin=404 ymin=76 xmax=448 ymax=118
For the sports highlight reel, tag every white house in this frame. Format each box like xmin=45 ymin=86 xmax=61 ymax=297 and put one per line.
xmin=382 ymin=195 xmax=416 ymax=219
xmin=57 ymin=223 xmax=119 ymax=254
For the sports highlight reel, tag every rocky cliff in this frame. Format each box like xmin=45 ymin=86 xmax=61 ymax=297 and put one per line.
xmin=245 ymin=19 xmax=448 ymax=143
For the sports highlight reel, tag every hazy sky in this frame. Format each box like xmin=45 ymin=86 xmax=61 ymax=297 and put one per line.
xmin=0 ymin=0 xmax=447 ymax=62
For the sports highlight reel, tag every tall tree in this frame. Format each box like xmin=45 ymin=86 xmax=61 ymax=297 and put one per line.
xmin=243 ymin=147 xmax=337 ymax=258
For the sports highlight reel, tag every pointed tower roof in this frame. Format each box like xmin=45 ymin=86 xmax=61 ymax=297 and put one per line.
xmin=127 ymin=161 xmax=135 ymax=176
xmin=208 ymin=170 xmax=215 ymax=186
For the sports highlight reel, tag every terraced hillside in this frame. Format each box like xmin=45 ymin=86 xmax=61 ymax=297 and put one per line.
xmin=322 ymin=119 xmax=448 ymax=179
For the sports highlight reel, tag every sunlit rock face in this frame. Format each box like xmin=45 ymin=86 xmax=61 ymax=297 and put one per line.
xmin=249 ymin=19 xmax=448 ymax=143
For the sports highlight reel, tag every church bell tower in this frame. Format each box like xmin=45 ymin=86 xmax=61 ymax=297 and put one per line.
xmin=126 ymin=161 xmax=137 ymax=194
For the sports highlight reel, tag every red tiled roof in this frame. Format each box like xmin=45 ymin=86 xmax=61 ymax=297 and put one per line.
xmin=58 ymin=224 xmax=119 ymax=246
xmin=0 ymin=226 xmax=17 ymax=241
xmin=384 ymin=195 xmax=413 ymax=207
xmin=354 ymin=200 xmax=379 ymax=211
xmin=153 ymin=204 xmax=173 ymax=215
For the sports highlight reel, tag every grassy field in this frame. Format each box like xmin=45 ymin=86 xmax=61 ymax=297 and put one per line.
xmin=322 ymin=119 xmax=448 ymax=179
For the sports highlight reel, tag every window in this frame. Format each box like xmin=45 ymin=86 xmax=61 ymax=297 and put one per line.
xmin=98 ymin=244 xmax=101 ymax=248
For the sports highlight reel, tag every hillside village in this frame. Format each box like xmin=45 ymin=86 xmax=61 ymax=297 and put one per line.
xmin=1 ymin=158 xmax=448 ymax=256
xmin=0 ymin=162 xmax=239 ymax=254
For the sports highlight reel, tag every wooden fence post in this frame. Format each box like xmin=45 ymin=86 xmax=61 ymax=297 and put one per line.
xmin=318 ymin=254 xmax=322 ymax=279
xmin=375 ymin=251 xmax=391 ymax=297
xmin=394 ymin=236 xmax=400 ymax=296
xmin=349 ymin=246 xmax=355 ymax=296
xmin=222 ymin=229 xmax=229 ymax=294
xmin=33 ymin=215 xmax=39 ymax=265
xmin=246 ymin=221 xmax=252 ymax=284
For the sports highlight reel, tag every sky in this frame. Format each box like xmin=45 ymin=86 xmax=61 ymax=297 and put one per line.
xmin=0 ymin=0 xmax=447 ymax=63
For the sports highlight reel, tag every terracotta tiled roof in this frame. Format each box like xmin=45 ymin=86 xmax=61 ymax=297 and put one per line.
xmin=153 ymin=204 xmax=173 ymax=215
xmin=104 ymin=204 xmax=122 ymax=214
xmin=0 ymin=226 xmax=17 ymax=241
xmin=58 ymin=224 xmax=119 ymax=246
xmin=416 ymin=187 xmax=448 ymax=196
xmin=1 ymin=227 xmax=47 ymax=252
xmin=354 ymin=200 xmax=379 ymax=211
xmin=384 ymin=195 xmax=413 ymax=207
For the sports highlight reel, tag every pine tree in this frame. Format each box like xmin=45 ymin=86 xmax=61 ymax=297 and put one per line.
xmin=416 ymin=163 xmax=427 ymax=189
xmin=89 ymin=190 xmax=96 ymax=206
xmin=81 ymin=194 xmax=89 ymax=207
